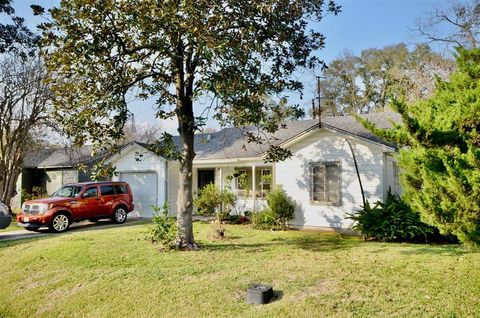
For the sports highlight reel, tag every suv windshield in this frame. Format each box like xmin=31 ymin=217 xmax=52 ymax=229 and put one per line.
xmin=53 ymin=185 xmax=83 ymax=198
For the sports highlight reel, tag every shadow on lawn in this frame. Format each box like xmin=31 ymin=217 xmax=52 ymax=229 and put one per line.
xmin=398 ymin=245 xmax=475 ymax=256
xmin=200 ymin=234 xmax=360 ymax=253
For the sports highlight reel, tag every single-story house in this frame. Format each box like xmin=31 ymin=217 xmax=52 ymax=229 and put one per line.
xmin=107 ymin=112 xmax=402 ymax=230
xmin=12 ymin=146 xmax=99 ymax=209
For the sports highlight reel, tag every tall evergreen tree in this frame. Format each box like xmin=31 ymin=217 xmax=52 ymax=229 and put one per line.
xmin=357 ymin=48 xmax=480 ymax=246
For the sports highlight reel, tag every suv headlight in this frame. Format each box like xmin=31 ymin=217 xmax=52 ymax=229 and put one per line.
xmin=38 ymin=204 xmax=50 ymax=214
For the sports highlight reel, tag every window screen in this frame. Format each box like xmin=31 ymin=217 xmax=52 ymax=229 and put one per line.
xmin=310 ymin=162 xmax=341 ymax=204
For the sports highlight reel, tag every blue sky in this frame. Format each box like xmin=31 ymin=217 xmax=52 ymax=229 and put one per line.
xmin=13 ymin=0 xmax=450 ymax=133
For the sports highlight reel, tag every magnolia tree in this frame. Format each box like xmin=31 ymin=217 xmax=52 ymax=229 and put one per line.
xmin=38 ymin=0 xmax=340 ymax=249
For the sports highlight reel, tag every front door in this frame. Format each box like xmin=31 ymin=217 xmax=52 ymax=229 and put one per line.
xmin=197 ymin=169 xmax=215 ymax=189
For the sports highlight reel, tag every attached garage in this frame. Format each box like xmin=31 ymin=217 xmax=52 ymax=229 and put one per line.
xmin=119 ymin=172 xmax=158 ymax=217
xmin=109 ymin=143 xmax=167 ymax=218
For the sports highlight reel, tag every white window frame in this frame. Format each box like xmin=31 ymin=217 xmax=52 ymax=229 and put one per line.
xmin=235 ymin=169 xmax=248 ymax=197
xmin=259 ymin=168 xmax=272 ymax=197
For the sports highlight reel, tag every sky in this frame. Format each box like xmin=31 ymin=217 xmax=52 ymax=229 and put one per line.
xmin=12 ymin=0 xmax=450 ymax=134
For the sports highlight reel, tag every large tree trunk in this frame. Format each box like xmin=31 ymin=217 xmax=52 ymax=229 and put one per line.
xmin=176 ymin=127 xmax=197 ymax=249
xmin=174 ymin=40 xmax=198 ymax=249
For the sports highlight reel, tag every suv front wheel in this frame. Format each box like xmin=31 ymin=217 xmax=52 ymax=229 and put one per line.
xmin=112 ymin=207 xmax=127 ymax=224
xmin=49 ymin=213 xmax=70 ymax=233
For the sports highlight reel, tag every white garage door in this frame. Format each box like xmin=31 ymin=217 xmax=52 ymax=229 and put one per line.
xmin=119 ymin=172 xmax=157 ymax=217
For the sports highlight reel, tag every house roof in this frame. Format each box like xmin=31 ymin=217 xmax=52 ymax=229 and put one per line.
xmin=23 ymin=145 xmax=98 ymax=169
xmin=31 ymin=112 xmax=401 ymax=168
xmin=321 ymin=111 xmax=400 ymax=148
xmin=172 ymin=111 xmax=400 ymax=160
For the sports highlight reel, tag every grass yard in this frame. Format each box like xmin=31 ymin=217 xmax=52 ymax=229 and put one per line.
xmin=0 ymin=222 xmax=478 ymax=318
xmin=0 ymin=220 xmax=21 ymax=232
xmin=0 ymin=211 xmax=22 ymax=232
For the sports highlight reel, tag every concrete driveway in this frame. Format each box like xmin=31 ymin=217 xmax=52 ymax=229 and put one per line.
xmin=0 ymin=218 xmax=146 ymax=242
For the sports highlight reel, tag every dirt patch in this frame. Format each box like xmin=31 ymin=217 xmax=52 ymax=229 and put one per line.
xmin=35 ymin=282 xmax=86 ymax=315
xmin=291 ymin=280 xmax=337 ymax=302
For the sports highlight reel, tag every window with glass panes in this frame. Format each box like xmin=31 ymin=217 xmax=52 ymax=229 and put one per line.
xmin=260 ymin=168 xmax=272 ymax=196
xmin=310 ymin=162 xmax=341 ymax=204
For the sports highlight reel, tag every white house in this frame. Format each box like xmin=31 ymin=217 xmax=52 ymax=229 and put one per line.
xmin=107 ymin=112 xmax=401 ymax=230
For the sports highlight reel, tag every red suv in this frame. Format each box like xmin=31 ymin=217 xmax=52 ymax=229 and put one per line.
xmin=17 ymin=181 xmax=134 ymax=233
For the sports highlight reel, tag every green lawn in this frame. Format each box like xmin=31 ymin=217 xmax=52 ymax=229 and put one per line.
xmin=0 ymin=223 xmax=478 ymax=318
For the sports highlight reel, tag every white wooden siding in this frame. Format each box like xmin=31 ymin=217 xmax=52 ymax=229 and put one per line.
xmin=275 ymin=130 xmax=386 ymax=229
xmin=111 ymin=144 xmax=166 ymax=217
xmin=167 ymin=161 xmax=180 ymax=216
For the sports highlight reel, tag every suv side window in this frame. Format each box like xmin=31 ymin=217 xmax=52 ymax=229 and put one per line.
xmin=100 ymin=185 xmax=115 ymax=196
xmin=83 ymin=187 xmax=98 ymax=198
xmin=115 ymin=185 xmax=127 ymax=194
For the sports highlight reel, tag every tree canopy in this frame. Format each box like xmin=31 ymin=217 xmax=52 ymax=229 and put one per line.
xmin=357 ymin=47 xmax=480 ymax=247
xmin=413 ymin=0 xmax=480 ymax=50
xmin=318 ymin=43 xmax=455 ymax=116
xmin=40 ymin=0 xmax=340 ymax=248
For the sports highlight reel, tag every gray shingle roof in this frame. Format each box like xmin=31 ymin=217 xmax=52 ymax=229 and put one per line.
xmin=29 ymin=112 xmax=401 ymax=167
xmin=23 ymin=145 xmax=97 ymax=169
xmin=321 ymin=111 xmax=400 ymax=148
xmin=183 ymin=111 xmax=400 ymax=160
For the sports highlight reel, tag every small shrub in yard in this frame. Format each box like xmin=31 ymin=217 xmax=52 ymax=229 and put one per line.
xmin=251 ymin=208 xmax=278 ymax=230
xmin=223 ymin=214 xmax=250 ymax=224
xmin=252 ymin=186 xmax=295 ymax=230
xmin=347 ymin=190 xmax=440 ymax=242
xmin=148 ymin=203 xmax=177 ymax=251
xmin=194 ymin=183 xmax=235 ymax=223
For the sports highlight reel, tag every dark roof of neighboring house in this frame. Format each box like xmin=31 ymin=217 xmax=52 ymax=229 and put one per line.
xmin=23 ymin=145 xmax=98 ymax=169
xmin=170 ymin=111 xmax=400 ymax=160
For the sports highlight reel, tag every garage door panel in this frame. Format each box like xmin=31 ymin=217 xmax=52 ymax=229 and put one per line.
xmin=119 ymin=172 xmax=157 ymax=217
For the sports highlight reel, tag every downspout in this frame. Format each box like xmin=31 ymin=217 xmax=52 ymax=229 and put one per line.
xmin=345 ymin=138 xmax=366 ymax=206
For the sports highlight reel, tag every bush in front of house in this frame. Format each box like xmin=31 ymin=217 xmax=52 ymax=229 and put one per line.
xmin=223 ymin=213 xmax=250 ymax=224
xmin=194 ymin=183 xmax=235 ymax=222
xmin=21 ymin=187 xmax=47 ymax=202
xmin=148 ymin=203 xmax=177 ymax=251
xmin=251 ymin=209 xmax=278 ymax=230
xmin=252 ymin=186 xmax=295 ymax=230
xmin=347 ymin=190 xmax=442 ymax=243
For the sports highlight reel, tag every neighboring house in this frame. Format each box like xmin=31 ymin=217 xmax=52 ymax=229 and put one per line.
xmin=12 ymin=146 xmax=98 ymax=209
xmin=107 ymin=112 xmax=402 ymax=230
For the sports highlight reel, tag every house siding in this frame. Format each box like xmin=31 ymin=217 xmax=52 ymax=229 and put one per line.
xmin=167 ymin=161 xmax=180 ymax=216
xmin=45 ymin=169 xmax=79 ymax=195
xmin=111 ymin=145 xmax=166 ymax=217
xmin=276 ymin=130 xmax=387 ymax=229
